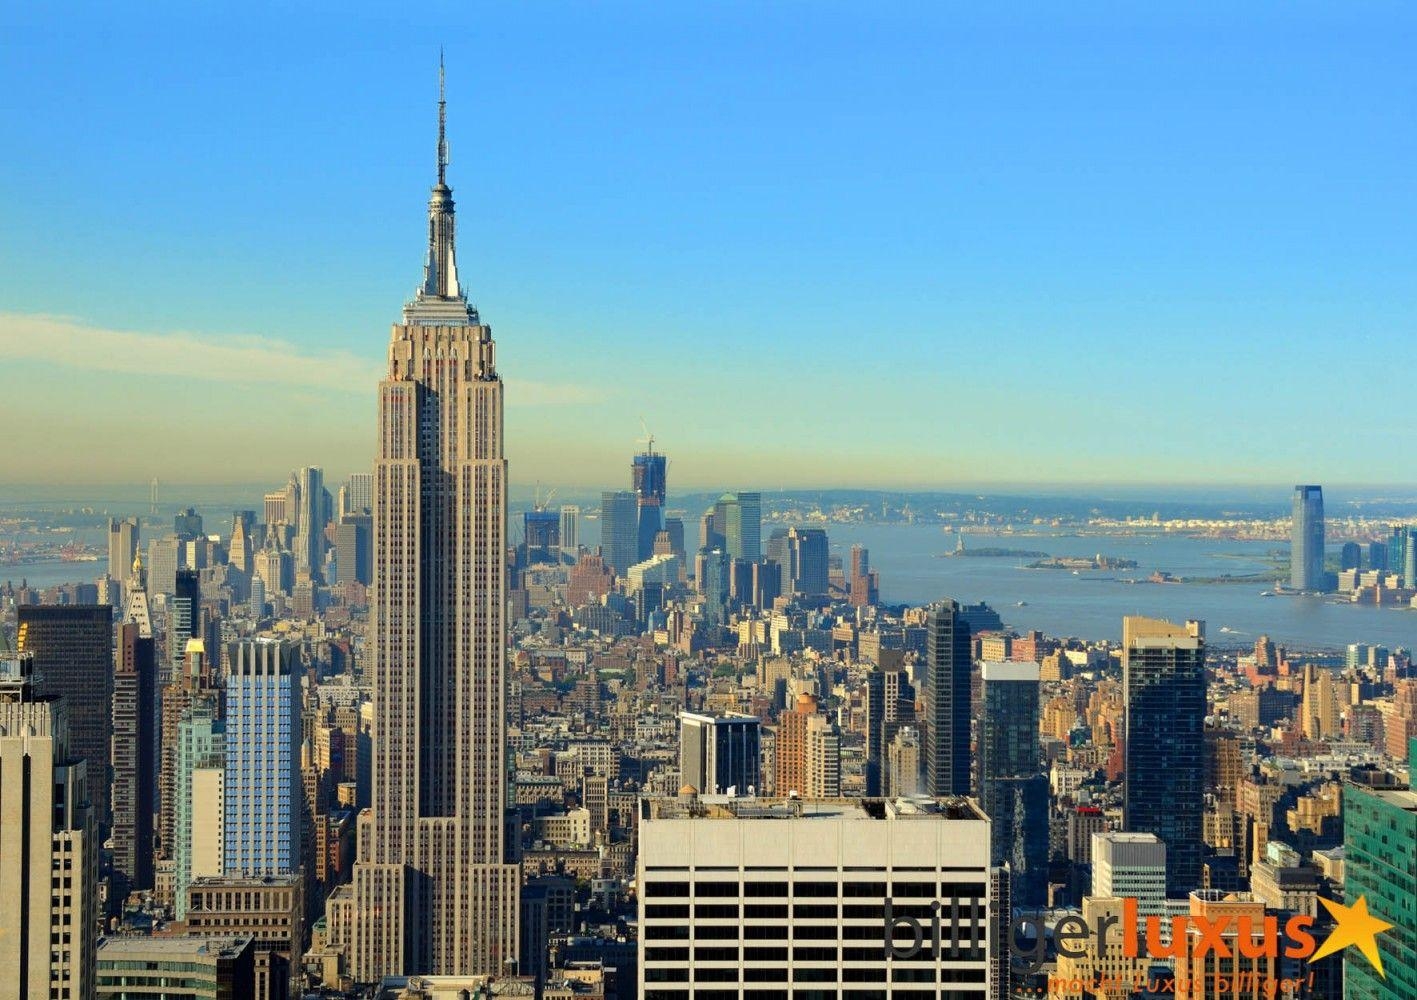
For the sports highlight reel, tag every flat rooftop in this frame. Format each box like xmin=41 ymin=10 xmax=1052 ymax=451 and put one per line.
xmin=642 ymin=795 xmax=985 ymax=822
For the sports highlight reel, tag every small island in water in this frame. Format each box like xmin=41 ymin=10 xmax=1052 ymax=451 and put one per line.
xmin=940 ymin=546 xmax=1050 ymax=559
xmin=1028 ymin=554 xmax=1139 ymax=571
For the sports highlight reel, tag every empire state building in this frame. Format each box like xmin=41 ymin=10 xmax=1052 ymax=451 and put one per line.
xmin=326 ymin=63 xmax=519 ymax=980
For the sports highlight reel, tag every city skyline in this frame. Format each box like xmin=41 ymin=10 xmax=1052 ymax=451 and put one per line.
xmin=3 ymin=5 xmax=1416 ymax=486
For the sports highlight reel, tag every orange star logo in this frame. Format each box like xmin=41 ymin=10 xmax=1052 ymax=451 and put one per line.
xmin=1310 ymin=895 xmax=1394 ymax=977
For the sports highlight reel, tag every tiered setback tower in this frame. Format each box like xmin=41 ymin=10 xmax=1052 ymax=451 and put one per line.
xmin=327 ymin=62 xmax=518 ymax=980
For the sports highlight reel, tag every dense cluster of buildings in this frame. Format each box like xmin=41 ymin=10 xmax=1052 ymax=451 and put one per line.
xmin=5 ymin=83 xmax=1417 ymax=1000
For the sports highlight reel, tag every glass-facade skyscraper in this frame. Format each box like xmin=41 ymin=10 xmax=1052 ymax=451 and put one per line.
xmin=1122 ymin=616 xmax=1205 ymax=895
xmin=600 ymin=489 xmax=640 ymax=573
xmin=1342 ymin=743 xmax=1417 ymax=1000
xmin=977 ymin=660 xmax=1048 ymax=907
xmin=923 ymin=599 xmax=972 ymax=798
xmin=1290 ymin=484 xmax=1325 ymax=591
xmin=223 ymin=639 xmax=301 ymax=877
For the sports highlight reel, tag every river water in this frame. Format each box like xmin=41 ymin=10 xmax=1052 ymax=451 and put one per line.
xmin=9 ymin=520 xmax=1412 ymax=653
xmin=826 ymin=524 xmax=1415 ymax=652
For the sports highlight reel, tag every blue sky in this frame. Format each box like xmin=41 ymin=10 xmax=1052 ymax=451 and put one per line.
xmin=1 ymin=2 xmax=1414 ymax=490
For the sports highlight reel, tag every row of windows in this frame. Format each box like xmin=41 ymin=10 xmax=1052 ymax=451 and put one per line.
xmin=644 ymin=881 xmax=985 ymax=899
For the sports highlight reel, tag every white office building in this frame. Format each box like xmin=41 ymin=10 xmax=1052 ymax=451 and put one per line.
xmin=638 ymin=794 xmax=994 ymax=997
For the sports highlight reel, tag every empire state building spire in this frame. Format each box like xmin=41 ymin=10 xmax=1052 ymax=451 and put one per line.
xmin=420 ymin=52 xmax=461 ymax=302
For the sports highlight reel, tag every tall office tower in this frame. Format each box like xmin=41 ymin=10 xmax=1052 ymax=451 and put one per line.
xmin=631 ymin=445 xmax=667 ymax=506
xmin=695 ymin=547 xmax=730 ymax=625
xmin=1290 ymin=484 xmax=1325 ymax=591
xmin=1343 ymin=744 xmax=1417 ymax=999
xmin=326 ymin=67 xmax=519 ymax=981
xmin=174 ymin=699 xmax=225 ymax=920
xmin=293 ymin=466 xmax=326 ymax=584
xmin=146 ymin=535 xmax=181 ymax=597
xmin=848 ymin=544 xmax=879 ymax=607
xmin=663 ymin=515 xmax=685 ymax=559
xmin=1369 ymin=539 xmax=1389 ymax=572
xmin=750 ymin=558 xmax=781 ymax=610
xmin=264 ymin=489 xmax=290 ymax=528
xmin=255 ymin=537 xmax=294 ymax=598
xmin=1340 ymin=540 xmax=1362 ymax=571
xmin=521 ymin=510 xmax=560 ymax=565
xmin=224 ymin=640 xmax=302 ymax=877
xmin=804 ymin=715 xmax=842 ymax=797
xmin=0 ymin=650 xmax=98 ymax=1000
xmin=558 ymin=504 xmax=580 ymax=559
xmin=976 ymin=661 xmax=1048 ymax=906
xmin=160 ymin=639 xmax=218 ymax=865
xmin=334 ymin=513 xmax=373 ymax=586
xmin=773 ymin=692 xmax=819 ymax=796
xmin=112 ymin=621 xmax=158 ymax=895
xmin=168 ymin=569 xmax=201 ymax=684
xmin=631 ymin=445 xmax=667 ymax=560
xmin=346 ymin=472 xmax=373 ymax=514
xmin=175 ymin=506 xmax=204 ymax=541
xmin=108 ymin=516 xmax=140 ymax=593
xmin=229 ymin=511 xmax=254 ymax=575
xmin=639 ymin=795 xmax=992 ymax=996
xmin=923 ymin=600 xmax=972 ymax=798
xmin=17 ymin=603 xmax=114 ymax=832
xmin=698 ymin=508 xmax=722 ymax=552
xmin=785 ymin=526 xmax=829 ymax=595
xmin=678 ymin=712 xmax=762 ymax=795
xmin=713 ymin=491 xmax=761 ymax=562
xmin=599 ymin=489 xmax=639 ymax=574
xmin=1300 ymin=663 xmax=1341 ymax=740
xmin=864 ymin=666 xmax=914 ymax=796
xmin=1122 ymin=616 xmax=1205 ymax=895
xmin=636 ymin=497 xmax=663 ymax=563
xmin=886 ymin=726 xmax=921 ymax=797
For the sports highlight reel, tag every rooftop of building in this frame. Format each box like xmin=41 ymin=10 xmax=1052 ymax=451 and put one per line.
xmin=97 ymin=934 xmax=253 ymax=960
xmin=641 ymin=794 xmax=985 ymax=822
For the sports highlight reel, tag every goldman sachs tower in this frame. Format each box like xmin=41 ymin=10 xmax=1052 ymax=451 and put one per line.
xmin=326 ymin=61 xmax=519 ymax=980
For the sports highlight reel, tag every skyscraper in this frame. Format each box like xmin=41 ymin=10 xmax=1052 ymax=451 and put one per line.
xmin=174 ymin=698 xmax=225 ymax=921
xmin=108 ymin=516 xmax=140 ymax=592
xmin=1122 ymin=616 xmax=1205 ymax=895
xmin=714 ymin=491 xmax=761 ymax=562
xmin=1290 ymin=484 xmax=1325 ymax=591
xmin=0 ymin=649 xmax=98 ymax=1000
xmin=334 ymin=512 xmax=373 ymax=586
xmin=17 ymin=603 xmax=115 ymax=831
xmin=346 ymin=471 xmax=373 ymax=514
xmin=632 ymin=446 xmax=667 ymax=562
xmin=678 ymin=712 xmax=761 ymax=796
xmin=785 ymin=526 xmax=829 ymax=596
xmin=326 ymin=64 xmax=519 ymax=980
xmin=294 ymin=465 xmax=326 ymax=584
xmin=224 ymin=639 xmax=302 ymax=878
xmin=977 ymin=661 xmax=1048 ymax=906
xmin=864 ymin=665 xmax=914 ymax=796
xmin=599 ymin=490 xmax=639 ymax=574
xmin=923 ymin=599 xmax=972 ymax=798
xmin=558 ymin=504 xmax=580 ymax=559
xmin=1342 ymin=744 xmax=1417 ymax=1000
xmin=112 ymin=621 xmax=158 ymax=895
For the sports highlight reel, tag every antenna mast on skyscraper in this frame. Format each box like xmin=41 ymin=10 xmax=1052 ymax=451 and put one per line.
xmin=437 ymin=48 xmax=448 ymax=186
xmin=150 ymin=477 xmax=159 ymax=515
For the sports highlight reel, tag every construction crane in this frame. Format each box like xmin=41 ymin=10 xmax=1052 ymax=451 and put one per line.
xmin=533 ymin=484 xmax=558 ymax=512
xmin=636 ymin=416 xmax=655 ymax=455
